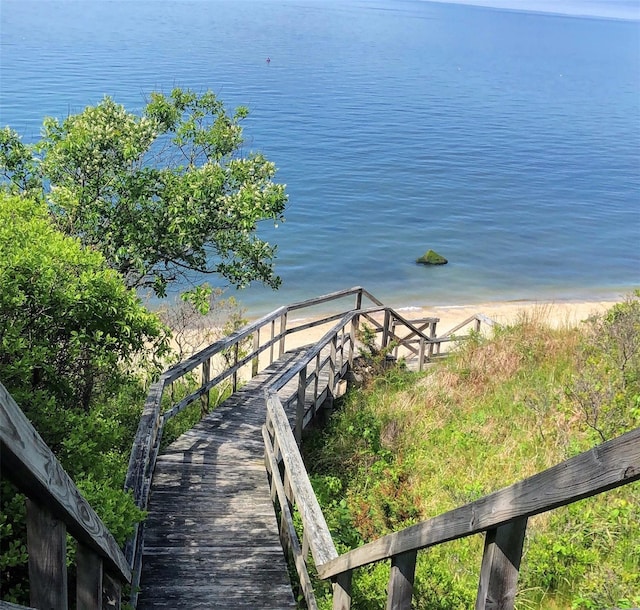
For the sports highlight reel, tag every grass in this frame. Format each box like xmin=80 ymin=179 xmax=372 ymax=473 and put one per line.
xmin=303 ymin=295 xmax=640 ymax=609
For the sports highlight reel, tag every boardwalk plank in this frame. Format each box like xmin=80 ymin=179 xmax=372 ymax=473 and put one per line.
xmin=137 ymin=353 xmax=314 ymax=609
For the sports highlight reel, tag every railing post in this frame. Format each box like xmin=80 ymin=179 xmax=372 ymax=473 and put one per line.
xmin=201 ymin=357 xmax=211 ymax=415
xmin=26 ymin=498 xmax=68 ymax=610
xmin=392 ymin=319 xmax=399 ymax=359
xmin=279 ymin=311 xmax=288 ymax=357
xmin=332 ymin=571 xmax=353 ymax=610
xmin=330 ymin=335 xmax=337 ymax=398
xmin=296 ymin=367 xmax=307 ymax=444
xmin=387 ymin=550 xmax=417 ymax=610
xmin=349 ymin=318 xmax=357 ymax=369
xmin=77 ymin=544 xmax=103 ymax=610
xmin=232 ymin=342 xmax=239 ymax=393
xmin=252 ymin=329 xmax=260 ymax=377
xmin=270 ymin=319 xmax=276 ymax=364
xmin=428 ymin=319 xmax=438 ymax=359
xmin=314 ymin=352 xmax=321 ymax=414
xmin=351 ymin=290 xmax=362 ymax=363
xmin=382 ymin=310 xmax=391 ymax=349
xmin=475 ymin=317 xmax=482 ymax=333
xmin=418 ymin=338 xmax=425 ymax=372
xmin=475 ymin=517 xmax=528 ymax=610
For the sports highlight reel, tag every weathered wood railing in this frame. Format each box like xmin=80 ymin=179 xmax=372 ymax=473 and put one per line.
xmin=0 ymin=382 xmax=131 ymax=610
xmin=123 ymin=286 xmax=399 ymax=603
xmin=434 ymin=312 xmax=497 ymax=353
xmin=123 ymin=286 xmax=491 ymax=604
xmin=266 ymin=406 xmax=639 ymax=610
xmin=359 ymin=309 xmax=495 ymax=368
xmin=263 ymin=392 xmax=344 ymax=609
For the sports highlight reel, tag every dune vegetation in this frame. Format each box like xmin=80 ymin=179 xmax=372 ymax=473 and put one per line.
xmin=303 ymin=296 xmax=640 ymax=609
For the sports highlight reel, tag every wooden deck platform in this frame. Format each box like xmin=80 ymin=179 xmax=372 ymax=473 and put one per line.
xmin=137 ymin=351 xmax=307 ymax=609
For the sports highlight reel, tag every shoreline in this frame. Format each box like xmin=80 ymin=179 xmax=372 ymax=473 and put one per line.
xmin=239 ymin=283 xmax=636 ymax=321
xmin=269 ymin=296 xmax=623 ymax=353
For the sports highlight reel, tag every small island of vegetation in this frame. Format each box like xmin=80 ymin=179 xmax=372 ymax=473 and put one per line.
xmin=416 ymin=249 xmax=448 ymax=265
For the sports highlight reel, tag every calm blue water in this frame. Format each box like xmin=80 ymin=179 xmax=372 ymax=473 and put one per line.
xmin=1 ymin=0 xmax=639 ymax=315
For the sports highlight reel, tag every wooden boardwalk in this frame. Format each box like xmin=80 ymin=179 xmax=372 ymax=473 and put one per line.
xmin=5 ymin=285 xmax=640 ymax=610
xmin=137 ymin=351 xmax=307 ymax=609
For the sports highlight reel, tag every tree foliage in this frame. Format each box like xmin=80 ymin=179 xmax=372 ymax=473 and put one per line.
xmin=0 ymin=193 xmax=168 ymax=412
xmin=0 ymin=88 xmax=287 ymax=296
xmin=0 ymin=193 xmax=169 ymax=602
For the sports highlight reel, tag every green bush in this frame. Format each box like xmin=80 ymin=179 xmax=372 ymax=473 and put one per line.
xmin=0 ymin=194 xmax=168 ymax=411
xmin=0 ymin=193 xmax=168 ymax=603
xmin=305 ymin=301 xmax=640 ymax=609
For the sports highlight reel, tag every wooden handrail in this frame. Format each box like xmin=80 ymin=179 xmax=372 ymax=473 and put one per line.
xmin=265 ymin=392 xmax=338 ymax=566
xmin=286 ymin=286 xmax=384 ymax=312
xmin=436 ymin=313 xmax=495 ymax=341
xmin=258 ymin=300 xmax=455 ymax=606
xmin=122 ymin=286 xmax=382 ymax=602
xmin=0 ymin=382 xmax=131 ymax=609
xmin=313 ymin=426 xmax=640 ymax=608
xmin=161 ymin=305 xmax=288 ymax=384
xmin=263 ymin=391 xmax=353 ymax=610
xmin=123 ymin=286 xmax=489 ymax=606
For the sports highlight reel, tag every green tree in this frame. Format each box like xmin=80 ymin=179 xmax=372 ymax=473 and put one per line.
xmin=0 ymin=88 xmax=287 ymax=297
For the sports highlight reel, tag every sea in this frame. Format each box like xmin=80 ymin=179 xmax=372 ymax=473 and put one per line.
xmin=1 ymin=0 xmax=639 ymax=316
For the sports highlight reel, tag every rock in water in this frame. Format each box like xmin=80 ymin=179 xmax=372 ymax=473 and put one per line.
xmin=416 ymin=249 xmax=448 ymax=265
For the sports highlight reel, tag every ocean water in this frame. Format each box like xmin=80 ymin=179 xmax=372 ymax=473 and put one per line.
xmin=1 ymin=0 xmax=639 ymax=315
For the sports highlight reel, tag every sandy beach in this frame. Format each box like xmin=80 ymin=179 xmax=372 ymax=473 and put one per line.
xmin=172 ymin=297 xmax=624 ymax=379
xmin=279 ymin=298 xmax=622 ymax=352
xmin=397 ymin=299 xmax=619 ymax=332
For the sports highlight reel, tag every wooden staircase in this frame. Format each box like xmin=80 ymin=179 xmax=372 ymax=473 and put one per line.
xmin=138 ymin=355 xmax=303 ymax=609
xmin=3 ymin=287 xmax=637 ymax=610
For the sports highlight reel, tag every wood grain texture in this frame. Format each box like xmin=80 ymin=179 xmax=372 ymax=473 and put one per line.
xmin=475 ymin=518 xmax=527 ymax=610
xmin=317 ymin=426 xmax=640 ymax=579
xmin=0 ymin=383 xmax=131 ymax=583
xmin=137 ymin=355 xmax=308 ymax=609
xmin=26 ymin=499 xmax=68 ymax=610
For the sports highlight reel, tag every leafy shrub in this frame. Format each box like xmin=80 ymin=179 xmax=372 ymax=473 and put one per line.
xmin=304 ymin=300 xmax=640 ymax=609
xmin=569 ymin=292 xmax=640 ymax=442
xmin=0 ymin=193 xmax=168 ymax=603
xmin=0 ymin=194 xmax=168 ymax=412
